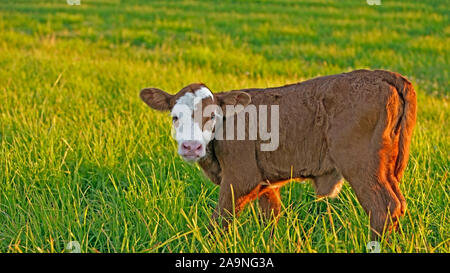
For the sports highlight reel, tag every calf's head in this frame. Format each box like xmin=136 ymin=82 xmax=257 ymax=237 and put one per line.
xmin=140 ymin=83 xmax=251 ymax=162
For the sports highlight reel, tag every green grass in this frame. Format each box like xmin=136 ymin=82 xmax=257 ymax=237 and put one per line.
xmin=0 ymin=0 xmax=448 ymax=253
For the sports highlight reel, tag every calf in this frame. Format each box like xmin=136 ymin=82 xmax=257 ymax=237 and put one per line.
xmin=140 ymin=69 xmax=416 ymax=238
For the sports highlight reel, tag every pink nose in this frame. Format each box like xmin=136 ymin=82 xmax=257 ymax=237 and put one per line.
xmin=181 ymin=141 xmax=203 ymax=155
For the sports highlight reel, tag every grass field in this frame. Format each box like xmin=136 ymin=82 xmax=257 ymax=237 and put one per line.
xmin=0 ymin=0 xmax=448 ymax=253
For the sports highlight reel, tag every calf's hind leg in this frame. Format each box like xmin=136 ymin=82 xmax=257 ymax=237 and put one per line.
xmin=345 ymin=169 xmax=401 ymax=238
xmin=330 ymin=143 xmax=403 ymax=238
xmin=327 ymin=89 xmax=407 ymax=238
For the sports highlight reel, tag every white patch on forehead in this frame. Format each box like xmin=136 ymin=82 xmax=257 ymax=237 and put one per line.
xmin=174 ymin=92 xmax=196 ymax=111
xmin=171 ymin=86 xmax=214 ymax=116
xmin=170 ymin=86 xmax=215 ymax=158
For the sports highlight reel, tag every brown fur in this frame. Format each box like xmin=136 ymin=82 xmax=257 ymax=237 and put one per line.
xmin=140 ymin=69 xmax=417 ymax=238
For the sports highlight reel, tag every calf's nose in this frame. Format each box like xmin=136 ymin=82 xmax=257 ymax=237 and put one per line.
xmin=181 ymin=141 xmax=203 ymax=153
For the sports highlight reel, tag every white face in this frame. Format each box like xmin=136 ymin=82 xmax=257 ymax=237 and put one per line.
xmin=171 ymin=87 xmax=218 ymax=161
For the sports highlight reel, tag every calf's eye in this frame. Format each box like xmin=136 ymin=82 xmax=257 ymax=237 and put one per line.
xmin=172 ymin=116 xmax=178 ymax=122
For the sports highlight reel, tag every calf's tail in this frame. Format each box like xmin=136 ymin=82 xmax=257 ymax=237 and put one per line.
xmin=378 ymin=70 xmax=417 ymax=181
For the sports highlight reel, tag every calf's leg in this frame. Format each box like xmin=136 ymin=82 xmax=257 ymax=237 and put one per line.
xmin=326 ymin=87 xmax=407 ymax=238
xmin=344 ymin=170 xmax=402 ymax=238
xmin=258 ymin=188 xmax=282 ymax=219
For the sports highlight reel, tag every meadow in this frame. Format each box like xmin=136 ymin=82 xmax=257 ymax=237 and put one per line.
xmin=0 ymin=0 xmax=448 ymax=253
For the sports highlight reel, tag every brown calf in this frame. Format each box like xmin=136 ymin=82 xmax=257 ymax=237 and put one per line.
xmin=140 ymin=69 xmax=416 ymax=238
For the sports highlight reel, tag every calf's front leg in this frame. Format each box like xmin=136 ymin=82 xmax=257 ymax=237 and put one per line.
xmin=211 ymin=181 xmax=246 ymax=229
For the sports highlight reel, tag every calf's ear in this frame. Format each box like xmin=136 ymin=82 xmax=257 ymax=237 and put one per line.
xmin=217 ymin=91 xmax=251 ymax=116
xmin=140 ymin=88 xmax=173 ymax=111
